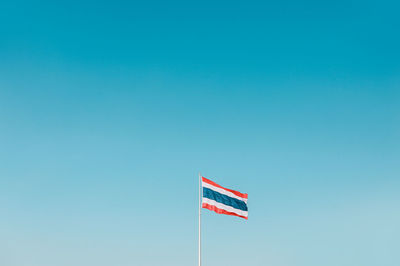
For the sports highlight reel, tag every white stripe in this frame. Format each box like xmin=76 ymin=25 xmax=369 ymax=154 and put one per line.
xmin=202 ymin=181 xmax=248 ymax=203
xmin=202 ymin=198 xmax=248 ymax=217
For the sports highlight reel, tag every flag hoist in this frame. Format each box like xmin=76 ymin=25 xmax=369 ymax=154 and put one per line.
xmin=198 ymin=173 xmax=248 ymax=266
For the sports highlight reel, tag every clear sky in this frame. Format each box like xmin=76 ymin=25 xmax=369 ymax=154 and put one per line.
xmin=1 ymin=1 xmax=399 ymax=266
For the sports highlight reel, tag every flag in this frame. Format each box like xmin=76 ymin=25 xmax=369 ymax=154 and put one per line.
xmin=201 ymin=176 xmax=248 ymax=220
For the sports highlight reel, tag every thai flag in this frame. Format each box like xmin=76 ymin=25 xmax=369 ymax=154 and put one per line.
xmin=202 ymin=176 xmax=248 ymax=220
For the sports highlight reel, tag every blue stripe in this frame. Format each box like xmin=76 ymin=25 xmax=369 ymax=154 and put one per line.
xmin=202 ymin=187 xmax=248 ymax=211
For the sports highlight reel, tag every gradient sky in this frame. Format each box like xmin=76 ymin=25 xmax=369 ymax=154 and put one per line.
xmin=1 ymin=1 xmax=399 ymax=266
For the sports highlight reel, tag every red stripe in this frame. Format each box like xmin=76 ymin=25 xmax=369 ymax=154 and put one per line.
xmin=202 ymin=177 xmax=248 ymax=199
xmin=202 ymin=203 xmax=248 ymax=220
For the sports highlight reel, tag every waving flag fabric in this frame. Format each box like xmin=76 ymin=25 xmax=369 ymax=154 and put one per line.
xmin=202 ymin=177 xmax=248 ymax=220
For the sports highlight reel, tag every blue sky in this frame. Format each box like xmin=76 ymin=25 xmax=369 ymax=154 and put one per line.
xmin=1 ymin=1 xmax=399 ymax=266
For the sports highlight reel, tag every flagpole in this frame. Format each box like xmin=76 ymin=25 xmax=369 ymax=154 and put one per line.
xmin=198 ymin=172 xmax=202 ymax=266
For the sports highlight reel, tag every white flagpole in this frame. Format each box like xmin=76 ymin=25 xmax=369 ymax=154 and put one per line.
xmin=198 ymin=172 xmax=202 ymax=266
